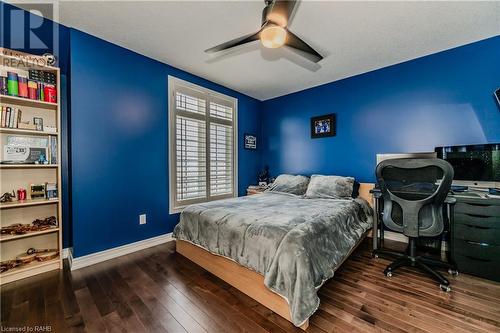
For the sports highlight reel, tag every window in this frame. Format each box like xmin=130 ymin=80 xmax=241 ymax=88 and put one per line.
xmin=169 ymin=76 xmax=237 ymax=213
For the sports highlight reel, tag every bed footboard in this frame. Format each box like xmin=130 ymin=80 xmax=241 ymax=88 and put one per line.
xmin=176 ymin=240 xmax=309 ymax=330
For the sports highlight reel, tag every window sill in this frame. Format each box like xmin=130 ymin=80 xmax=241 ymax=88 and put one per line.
xmin=169 ymin=205 xmax=186 ymax=215
xmin=169 ymin=193 xmax=237 ymax=215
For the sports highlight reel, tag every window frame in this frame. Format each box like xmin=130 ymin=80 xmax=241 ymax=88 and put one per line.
xmin=168 ymin=76 xmax=238 ymax=214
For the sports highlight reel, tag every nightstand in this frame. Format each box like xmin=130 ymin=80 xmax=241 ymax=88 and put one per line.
xmin=247 ymin=186 xmax=266 ymax=195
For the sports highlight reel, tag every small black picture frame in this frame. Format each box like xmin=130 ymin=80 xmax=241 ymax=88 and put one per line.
xmin=244 ymin=133 xmax=257 ymax=150
xmin=311 ymin=114 xmax=336 ymax=138
xmin=33 ymin=117 xmax=44 ymax=131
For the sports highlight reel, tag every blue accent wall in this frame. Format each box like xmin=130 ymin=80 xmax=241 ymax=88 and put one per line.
xmin=69 ymin=30 xmax=261 ymax=257
xmin=261 ymin=36 xmax=500 ymax=183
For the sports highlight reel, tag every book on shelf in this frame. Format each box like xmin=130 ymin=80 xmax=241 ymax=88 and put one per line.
xmin=5 ymin=106 xmax=9 ymax=127
xmin=0 ymin=105 xmax=22 ymax=129
xmin=1 ymin=106 xmax=6 ymax=127
xmin=45 ymin=182 xmax=58 ymax=199
xmin=48 ymin=135 xmax=57 ymax=164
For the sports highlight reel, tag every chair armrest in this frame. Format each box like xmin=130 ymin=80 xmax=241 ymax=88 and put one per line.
xmin=370 ymin=188 xmax=383 ymax=199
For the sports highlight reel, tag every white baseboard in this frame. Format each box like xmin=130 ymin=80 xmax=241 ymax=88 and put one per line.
xmin=62 ymin=248 xmax=70 ymax=259
xmin=367 ymin=229 xmax=408 ymax=243
xmin=67 ymin=248 xmax=73 ymax=268
xmin=381 ymin=230 xmax=409 ymax=243
xmin=69 ymin=233 xmax=173 ymax=271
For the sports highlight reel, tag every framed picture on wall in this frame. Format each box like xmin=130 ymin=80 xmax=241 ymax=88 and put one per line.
xmin=311 ymin=114 xmax=336 ymax=138
xmin=244 ymin=133 xmax=257 ymax=150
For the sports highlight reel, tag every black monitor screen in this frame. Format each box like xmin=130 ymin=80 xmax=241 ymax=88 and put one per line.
xmin=435 ymin=144 xmax=500 ymax=181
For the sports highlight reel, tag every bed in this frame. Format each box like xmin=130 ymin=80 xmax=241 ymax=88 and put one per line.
xmin=173 ymin=182 xmax=374 ymax=330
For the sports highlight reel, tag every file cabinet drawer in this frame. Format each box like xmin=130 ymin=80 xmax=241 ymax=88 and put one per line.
xmin=455 ymin=202 xmax=500 ymax=217
xmin=453 ymin=238 xmax=500 ymax=260
xmin=453 ymin=254 xmax=500 ymax=282
xmin=453 ymin=223 xmax=500 ymax=245
xmin=454 ymin=213 xmax=500 ymax=228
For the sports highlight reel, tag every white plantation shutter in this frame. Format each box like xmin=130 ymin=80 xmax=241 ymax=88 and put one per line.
xmin=210 ymin=123 xmax=233 ymax=196
xmin=176 ymin=116 xmax=206 ymax=200
xmin=169 ymin=77 xmax=237 ymax=212
xmin=175 ymin=91 xmax=206 ymax=115
xmin=210 ymin=100 xmax=233 ymax=121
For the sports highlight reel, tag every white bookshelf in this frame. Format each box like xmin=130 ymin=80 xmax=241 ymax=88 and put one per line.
xmin=0 ymin=48 xmax=63 ymax=285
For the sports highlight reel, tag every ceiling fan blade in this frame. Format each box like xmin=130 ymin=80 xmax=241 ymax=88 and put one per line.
xmin=266 ymin=0 xmax=298 ymax=27
xmin=285 ymin=30 xmax=323 ymax=63
xmin=205 ymin=31 xmax=261 ymax=53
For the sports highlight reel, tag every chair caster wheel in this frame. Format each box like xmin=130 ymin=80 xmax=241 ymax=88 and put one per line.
xmin=448 ymin=269 xmax=458 ymax=277
xmin=385 ymin=271 xmax=392 ymax=278
xmin=373 ymin=254 xmax=379 ymax=259
xmin=440 ymin=284 xmax=451 ymax=292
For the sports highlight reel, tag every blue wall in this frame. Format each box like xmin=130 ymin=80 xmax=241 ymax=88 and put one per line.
xmin=261 ymin=36 xmax=500 ymax=183
xmin=70 ymin=30 xmax=261 ymax=257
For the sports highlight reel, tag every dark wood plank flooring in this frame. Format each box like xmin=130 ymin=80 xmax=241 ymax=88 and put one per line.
xmin=2 ymin=239 xmax=500 ymax=333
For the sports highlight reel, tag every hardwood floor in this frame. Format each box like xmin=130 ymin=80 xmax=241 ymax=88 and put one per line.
xmin=1 ymin=239 xmax=500 ymax=333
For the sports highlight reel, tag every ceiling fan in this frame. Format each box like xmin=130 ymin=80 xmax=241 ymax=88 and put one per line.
xmin=205 ymin=0 xmax=323 ymax=63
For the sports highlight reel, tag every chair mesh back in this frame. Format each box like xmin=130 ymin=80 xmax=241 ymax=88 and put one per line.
xmin=376 ymin=158 xmax=453 ymax=237
xmin=381 ymin=165 xmax=443 ymax=228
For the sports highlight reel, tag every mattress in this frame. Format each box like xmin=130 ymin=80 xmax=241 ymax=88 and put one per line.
xmin=173 ymin=192 xmax=373 ymax=326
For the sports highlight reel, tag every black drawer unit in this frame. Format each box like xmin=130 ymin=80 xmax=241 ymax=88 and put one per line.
xmin=451 ymin=196 xmax=500 ymax=282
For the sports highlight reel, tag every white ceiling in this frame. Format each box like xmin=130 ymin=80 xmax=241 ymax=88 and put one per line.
xmin=56 ymin=1 xmax=499 ymax=101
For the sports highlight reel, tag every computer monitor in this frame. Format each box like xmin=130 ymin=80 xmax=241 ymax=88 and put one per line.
xmin=435 ymin=143 xmax=500 ymax=189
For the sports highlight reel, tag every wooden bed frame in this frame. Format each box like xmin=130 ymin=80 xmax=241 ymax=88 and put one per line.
xmin=176 ymin=183 xmax=375 ymax=330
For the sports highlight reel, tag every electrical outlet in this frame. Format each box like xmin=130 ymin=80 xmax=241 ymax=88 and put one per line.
xmin=139 ymin=214 xmax=147 ymax=225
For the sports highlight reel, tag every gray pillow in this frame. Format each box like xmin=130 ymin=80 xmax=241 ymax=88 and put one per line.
xmin=267 ymin=174 xmax=310 ymax=195
xmin=305 ymin=175 xmax=355 ymax=199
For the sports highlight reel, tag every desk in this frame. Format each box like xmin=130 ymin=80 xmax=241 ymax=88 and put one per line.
xmin=371 ymin=188 xmax=500 ymax=282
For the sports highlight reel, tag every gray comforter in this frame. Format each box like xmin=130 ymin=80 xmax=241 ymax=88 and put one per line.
xmin=173 ymin=192 xmax=373 ymax=326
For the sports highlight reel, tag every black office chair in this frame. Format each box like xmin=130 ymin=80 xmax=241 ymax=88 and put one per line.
xmin=375 ymin=158 xmax=457 ymax=292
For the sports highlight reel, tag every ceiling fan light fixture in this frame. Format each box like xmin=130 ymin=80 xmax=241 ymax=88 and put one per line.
xmin=205 ymin=0 xmax=322 ymax=62
xmin=260 ymin=25 xmax=287 ymax=49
